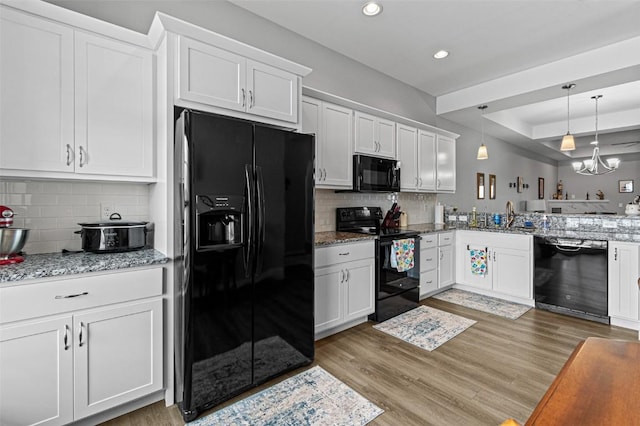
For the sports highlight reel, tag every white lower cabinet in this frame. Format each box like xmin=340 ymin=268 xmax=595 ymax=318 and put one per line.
xmin=608 ymin=241 xmax=640 ymax=327
xmin=420 ymin=232 xmax=454 ymax=298
xmin=456 ymin=231 xmax=533 ymax=302
xmin=314 ymin=240 xmax=375 ymax=338
xmin=0 ymin=268 xmax=163 ymax=426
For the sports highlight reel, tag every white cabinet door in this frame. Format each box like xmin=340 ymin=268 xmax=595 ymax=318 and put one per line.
xmin=461 ymin=244 xmax=493 ymax=290
xmin=321 ymin=102 xmax=353 ymax=188
xmin=0 ymin=316 xmax=73 ymax=426
xmin=302 ymin=97 xmax=322 ymax=184
xmin=0 ymin=7 xmax=74 ymax=173
xmin=608 ymin=242 xmax=640 ymax=321
xmin=177 ymin=36 xmax=245 ymax=112
xmin=436 ymin=135 xmax=456 ymax=192
xmin=354 ymin=111 xmax=395 ymax=158
xmin=247 ymin=59 xmax=297 ymax=123
xmin=492 ymin=247 xmax=531 ymax=298
xmin=439 ymin=244 xmax=455 ymax=288
xmin=376 ymin=118 xmax=396 ymax=158
xmin=418 ymin=130 xmax=437 ymax=191
xmin=74 ymin=299 xmax=163 ymax=420
xmin=314 ymin=264 xmax=343 ymax=333
xmin=75 ymin=32 xmax=154 ymax=177
xmin=343 ymin=258 xmax=375 ymax=322
xmin=397 ymin=124 xmax=418 ymax=191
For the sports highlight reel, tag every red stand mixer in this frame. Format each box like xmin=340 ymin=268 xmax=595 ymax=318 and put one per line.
xmin=0 ymin=206 xmax=29 ymax=265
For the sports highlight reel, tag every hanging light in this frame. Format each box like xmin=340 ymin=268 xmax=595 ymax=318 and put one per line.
xmin=572 ymin=95 xmax=620 ymax=175
xmin=560 ymin=84 xmax=576 ymax=151
xmin=477 ymin=105 xmax=488 ymax=160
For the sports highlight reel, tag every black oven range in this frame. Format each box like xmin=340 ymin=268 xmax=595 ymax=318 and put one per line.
xmin=336 ymin=207 xmax=421 ymax=322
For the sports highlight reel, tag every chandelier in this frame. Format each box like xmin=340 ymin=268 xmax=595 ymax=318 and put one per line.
xmin=572 ymin=95 xmax=620 ymax=175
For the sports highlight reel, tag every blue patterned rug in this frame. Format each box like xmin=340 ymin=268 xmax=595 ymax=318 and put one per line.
xmin=432 ymin=289 xmax=531 ymax=319
xmin=188 ymin=366 xmax=383 ymax=425
xmin=373 ymin=305 xmax=476 ymax=351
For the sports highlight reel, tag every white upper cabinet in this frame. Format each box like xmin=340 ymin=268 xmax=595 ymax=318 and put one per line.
xmin=354 ymin=111 xmax=395 ymax=158
xmin=0 ymin=6 xmax=155 ymax=181
xmin=75 ymin=32 xmax=154 ymax=177
xmin=436 ymin=135 xmax=456 ymax=192
xmin=302 ymin=96 xmax=352 ymax=189
xmin=397 ymin=124 xmax=438 ymax=192
xmin=177 ymin=36 xmax=298 ymax=124
xmin=0 ymin=7 xmax=74 ymax=173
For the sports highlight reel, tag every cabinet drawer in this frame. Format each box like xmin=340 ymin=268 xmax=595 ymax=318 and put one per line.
xmin=421 ymin=233 xmax=438 ymax=248
xmin=316 ymin=240 xmax=374 ymax=268
xmin=420 ymin=247 xmax=438 ymax=272
xmin=0 ymin=267 xmax=163 ymax=324
xmin=420 ymin=270 xmax=438 ymax=295
xmin=439 ymin=232 xmax=454 ymax=246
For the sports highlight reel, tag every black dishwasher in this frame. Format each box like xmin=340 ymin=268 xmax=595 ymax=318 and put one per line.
xmin=534 ymin=236 xmax=609 ymax=323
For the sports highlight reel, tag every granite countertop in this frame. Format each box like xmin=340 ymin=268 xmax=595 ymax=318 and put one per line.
xmin=315 ymin=231 xmax=376 ymax=247
xmin=451 ymin=224 xmax=640 ymax=243
xmin=0 ymin=248 xmax=169 ymax=284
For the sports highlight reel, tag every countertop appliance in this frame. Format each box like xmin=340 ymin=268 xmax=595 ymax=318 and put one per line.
xmin=534 ymin=236 xmax=608 ymax=323
xmin=352 ymin=154 xmax=400 ymax=192
xmin=0 ymin=206 xmax=28 ymax=265
xmin=76 ymin=216 xmax=149 ymax=252
xmin=336 ymin=206 xmax=420 ymax=322
xmin=174 ymin=109 xmax=315 ymax=421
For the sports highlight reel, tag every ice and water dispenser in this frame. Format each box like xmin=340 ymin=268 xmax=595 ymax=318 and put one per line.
xmin=196 ymin=195 xmax=244 ymax=249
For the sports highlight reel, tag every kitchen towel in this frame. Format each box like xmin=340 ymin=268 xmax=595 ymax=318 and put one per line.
xmin=391 ymin=238 xmax=415 ymax=272
xmin=470 ymin=248 xmax=487 ymax=276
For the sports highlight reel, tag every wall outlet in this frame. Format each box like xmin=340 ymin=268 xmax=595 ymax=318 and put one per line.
xmin=458 ymin=215 xmax=468 ymax=222
xmin=100 ymin=203 xmax=115 ymax=219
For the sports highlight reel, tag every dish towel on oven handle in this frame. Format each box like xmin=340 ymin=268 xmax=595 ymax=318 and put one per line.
xmin=470 ymin=247 xmax=487 ymax=276
xmin=391 ymin=238 xmax=415 ymax=272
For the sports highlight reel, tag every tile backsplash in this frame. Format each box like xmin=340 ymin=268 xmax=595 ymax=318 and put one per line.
xmin=315 ymin=189 xmax=437 ymax=232
xmin=0 ymin=180 xmax=150 ymax=254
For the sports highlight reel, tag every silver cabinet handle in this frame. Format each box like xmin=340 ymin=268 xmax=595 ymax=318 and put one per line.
xmin=249 ymin=90 xmax=254 ymax=108
xmin=339 ymin=270 xmax=345 ymax=283
xmin=426 ymin=258 xmax=433 ymax=262
xmin=78 ymin=322 xmax=85 ymax=347
xmin=419 ymin=178 xmax=423 ymax=187
xmin=437 ymin=179 xmax=441 ymax=188
xmin=66 ymin=144 xmax=74 ymax=166
xmin=64 ymin=324 xmax=70 ymax=351
xmin=440 ymin=251 xmax=443 ymax=260
xmin=614 ymin=247 xmax=617 ymax=261
xmin=346 ymin=269 xmax=350 ymax=282
xmin=322 ymin=168 xmax=327 ymax=181
xmin=493 ymin=251 xmax=496 ymax=262
xmin=338 ymin=252 xmax=350 ymax=256
xmin=241 ymin=88 xmax=246 ymax=107
xmin=78 ymin=146 xmax=86 ymax=167
xmin=55 ymin=292 xmax=88 ymax=299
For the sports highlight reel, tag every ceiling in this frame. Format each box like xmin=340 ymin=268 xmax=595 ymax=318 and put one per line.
xmin=230 ymin=0 xmax=640 ymax=162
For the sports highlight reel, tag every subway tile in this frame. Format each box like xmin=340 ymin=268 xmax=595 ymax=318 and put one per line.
xmin=42 ymin=182 xmax=73 ymax=194
xmin=31 ymin=193 xmax=59 ymax=205
xmin=7 ymin=182 xmax=27 ymax=193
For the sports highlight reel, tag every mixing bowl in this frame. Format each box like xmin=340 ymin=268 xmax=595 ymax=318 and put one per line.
xmin=0 ymin=228 xmax=29 ymax=259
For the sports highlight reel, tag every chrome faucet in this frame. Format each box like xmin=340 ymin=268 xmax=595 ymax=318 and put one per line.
xmin=505 ymin=201 xmax=515 ymax=228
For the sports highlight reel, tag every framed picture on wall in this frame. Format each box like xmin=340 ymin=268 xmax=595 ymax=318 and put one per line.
xmin=477 ymin=173 xmax=485 ymax=199
xmin=517 ymin=176 xmax=523 ymax=193
xmin=538 ymin=178 xmax=544 ymax=199
xmin=619 ymin=180 xmax=633 ymax=193
xmin=489 ymin=174 xmax=496 ymax=199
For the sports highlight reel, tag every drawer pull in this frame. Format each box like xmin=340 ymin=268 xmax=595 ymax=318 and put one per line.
xmin=426 ymin=258 xmax=433 ymax=262
xmin=55 ymin=292 xmax=89 ymax=299
xmin=338 ymin=252 xmax=350 ymax=256
xmin=426 ymin=280 xmax=433 ymax=284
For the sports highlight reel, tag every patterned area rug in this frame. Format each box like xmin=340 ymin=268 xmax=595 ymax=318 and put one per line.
xmin=188 ymin=366 xmax=383 ymax=426
xmin=373 ymin=305 xmax=476 ymax=351
xmin=432 ymin=289 xmax=531 ymax=319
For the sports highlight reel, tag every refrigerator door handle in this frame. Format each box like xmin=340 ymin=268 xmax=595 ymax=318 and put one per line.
xmin=245 ymin=164 xmax=255 ymax=277
xmin=256 ymin=166 xmax=266 ymax=274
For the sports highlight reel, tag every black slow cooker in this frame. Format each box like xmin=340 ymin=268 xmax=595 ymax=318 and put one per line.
xmin=76 ymin=219 xmax=150 ymax=253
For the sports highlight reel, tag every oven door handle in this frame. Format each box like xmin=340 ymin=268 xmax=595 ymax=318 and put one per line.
xmin=554 ymin=244 xmax=582 ymax=252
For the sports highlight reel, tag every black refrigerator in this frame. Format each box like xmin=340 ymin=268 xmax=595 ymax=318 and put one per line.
xmin=173 ymin=109 xmax=315 ymax=421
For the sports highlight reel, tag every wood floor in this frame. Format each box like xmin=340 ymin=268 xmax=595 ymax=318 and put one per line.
xmin=102 ymin=298 xmax=638 ymax=426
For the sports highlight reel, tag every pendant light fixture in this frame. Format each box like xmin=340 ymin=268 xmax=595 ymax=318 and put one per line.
xmin=572 ymin=95 xmax=620 ymax=175
xmin=560 ymin=83 xmax=576 ymax=151
xmin=477 ymin=105 xmax=488 ymax=160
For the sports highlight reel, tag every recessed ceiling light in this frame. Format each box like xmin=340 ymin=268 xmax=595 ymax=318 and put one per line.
xmin=433 ymin=50 xmax=449 ymax=59
xmin=362 ymin=2 xmax=382 ymax=17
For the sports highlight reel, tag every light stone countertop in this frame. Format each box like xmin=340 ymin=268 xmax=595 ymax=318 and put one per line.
xmin=0 ymin=248 xmax=168 ymax=284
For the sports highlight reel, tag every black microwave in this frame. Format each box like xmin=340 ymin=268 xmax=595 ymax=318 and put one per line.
xmin=353 ymin=154 xmax=400 ymax=192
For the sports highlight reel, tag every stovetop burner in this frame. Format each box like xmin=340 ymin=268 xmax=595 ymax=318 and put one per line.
xmin=336 ymin=207 xmax=419 ymax=239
